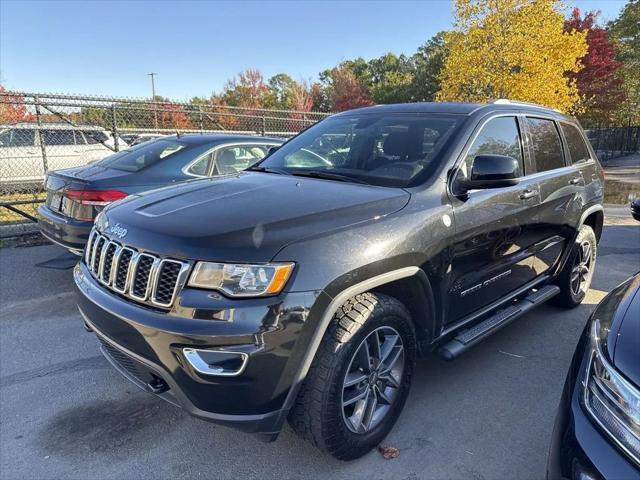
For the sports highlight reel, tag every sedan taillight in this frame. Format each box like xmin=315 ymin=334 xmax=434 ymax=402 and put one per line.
xmin=64 ymin=189 xmax=128 ymax=206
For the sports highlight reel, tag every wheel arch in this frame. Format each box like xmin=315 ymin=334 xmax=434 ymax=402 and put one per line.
xmin=580 ymin=205 xmax=604 ymax=242
xmin=281 ymin=266 xmax=435 ymax=413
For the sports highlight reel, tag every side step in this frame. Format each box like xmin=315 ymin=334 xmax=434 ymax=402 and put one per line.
xmin=438 ymin=285 xmax=560 ymax=360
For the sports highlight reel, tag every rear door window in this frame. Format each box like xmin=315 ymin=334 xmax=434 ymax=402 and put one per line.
xmin=560 ymin=123 xmax=591 ymax=164
xmin=526 ymin=118 xmax=565 ymax=173
xmin=462 ymin=116 xmax=524 ymax=178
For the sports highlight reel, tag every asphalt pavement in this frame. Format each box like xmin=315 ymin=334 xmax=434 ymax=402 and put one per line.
xmin=1 ymin=224 xmax=639 ymax=480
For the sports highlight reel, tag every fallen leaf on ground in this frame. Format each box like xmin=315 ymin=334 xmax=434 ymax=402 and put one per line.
xmin=378 ymin=446 xmax=400 ymax=459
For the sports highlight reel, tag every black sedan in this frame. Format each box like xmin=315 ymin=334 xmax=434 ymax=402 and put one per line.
xmin=548 ymin=273 xmax=640 ymax=479
xmin=38 ymin=134 xmax=282 ymax=254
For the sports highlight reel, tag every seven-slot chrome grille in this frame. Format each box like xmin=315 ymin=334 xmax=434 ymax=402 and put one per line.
xmin=84 ymin=228 xmax=190 ymax=308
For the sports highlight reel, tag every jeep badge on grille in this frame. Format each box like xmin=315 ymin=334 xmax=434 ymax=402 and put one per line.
xmin=108 ymin=223 xmax=128 ymax=239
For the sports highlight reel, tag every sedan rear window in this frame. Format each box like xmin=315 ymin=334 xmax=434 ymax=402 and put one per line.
xmin=99 ymin=139 xmax=187 ymax=172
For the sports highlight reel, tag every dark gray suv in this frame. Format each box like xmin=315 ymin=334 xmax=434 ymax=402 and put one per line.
xmin=74 ymin=100 xmax=604 ymax=459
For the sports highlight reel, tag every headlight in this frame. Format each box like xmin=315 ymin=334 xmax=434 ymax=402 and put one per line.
xmin=94 ymin=210 xmax=107 ymax=231
xmin=583 ymin=319 xmax=640 ymax=466
xmin=188 ymin=262 xmax=294 ymax=297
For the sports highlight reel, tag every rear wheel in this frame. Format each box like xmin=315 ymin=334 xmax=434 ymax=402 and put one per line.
xmin=553 ymin=224 xmax=597 ymax=308
xmin=288 ymin=292 xmax=416 ymax=460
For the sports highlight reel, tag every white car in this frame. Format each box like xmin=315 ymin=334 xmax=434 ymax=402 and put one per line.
xmin=128 ymin=133 xmax=167 ymax=146
xmin=0 ymin=123 xmax=128 ymax=187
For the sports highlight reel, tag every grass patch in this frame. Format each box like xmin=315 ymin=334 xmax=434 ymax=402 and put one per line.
xmin=0 ymin=191 xmax=46 ymax=224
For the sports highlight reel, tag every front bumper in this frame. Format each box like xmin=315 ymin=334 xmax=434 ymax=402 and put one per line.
xmin=74 ymin=261 xmax=329 ymax=437
xmin=38 ymin=204 xmax=92 ymax=254
xmin=547 ymin=330 xmax=640 ymax=480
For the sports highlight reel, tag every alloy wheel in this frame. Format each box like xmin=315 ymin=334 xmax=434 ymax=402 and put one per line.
xmin=570 ymin=240 xmax=593 ymax=296
xmin=341 ymin=326 xmax=405 ymax=434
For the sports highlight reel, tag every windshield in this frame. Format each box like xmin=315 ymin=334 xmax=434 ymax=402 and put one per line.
xmin=98 ymin=138 xmax=188 ymax=172
xmin=257 ymin=113 xmax=461 ymax=187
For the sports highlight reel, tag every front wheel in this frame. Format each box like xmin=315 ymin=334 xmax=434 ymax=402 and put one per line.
xmin=288 ymin=292 xmax=416 ymax=460
xmin=553 ymin=224 xmax=597 ymax=308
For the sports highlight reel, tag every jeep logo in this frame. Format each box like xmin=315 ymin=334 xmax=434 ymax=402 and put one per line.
xmin=108 ymin=223 xmax=128 ymax=239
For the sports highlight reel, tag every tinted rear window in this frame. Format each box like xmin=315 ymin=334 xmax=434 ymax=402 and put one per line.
xmin=99 ymin=139 xmax=188 ymax=172
xmin=560 ymin=123 xmax=591 ymax=164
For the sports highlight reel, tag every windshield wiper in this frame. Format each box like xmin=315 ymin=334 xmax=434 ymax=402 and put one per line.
xmin=246 ymin=165 xmax=288 ymax=175
xmin=290 ymin=170 xmax=369 ymax=185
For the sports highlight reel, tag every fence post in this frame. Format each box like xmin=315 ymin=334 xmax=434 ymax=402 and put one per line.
xmin=198 ymin=106 xmax=204 ymax=133
xmin=111 ymin=104 xmax=119 ymax=152
xmin=261 ymin=115 xmax=266 ymax=136
xmin=34 ymin=96 xmax=49 ymax=174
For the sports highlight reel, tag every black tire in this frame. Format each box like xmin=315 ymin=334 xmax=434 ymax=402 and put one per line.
xmin=552 ymin=224 xmax=597 ymax=308
xmin=288 ymin=292 xmax=416 ymax=460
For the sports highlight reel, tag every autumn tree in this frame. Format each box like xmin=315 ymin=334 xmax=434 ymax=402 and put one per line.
xmin=157 ymin=102 xmax=191 ymax=129
xmin=564 ymin=9 xmax=624 ymax=124
xmin=220 ymin=69 xmax=271 ymax=109
xmin=0 ymin=86 xmax=34 ymax=123
xmin=437 ymin=0 xmax=588 ymax=112
xmin=319 ymin=65 xmax=374 ymax=111
xmin=608 ymin=0 xmax=640 ymax=124
xmin=287 ymin=79 xmax=315 ymax=130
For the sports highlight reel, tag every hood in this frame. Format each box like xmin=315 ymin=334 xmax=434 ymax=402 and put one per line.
xmin=101 ymin=172 xmax=410 ymax=262
xmin=611 ymin=275 xmax=640 ymax=387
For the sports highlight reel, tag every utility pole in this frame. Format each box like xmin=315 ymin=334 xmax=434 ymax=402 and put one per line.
xmin=148 ymin=72 xmax=158 ymax=129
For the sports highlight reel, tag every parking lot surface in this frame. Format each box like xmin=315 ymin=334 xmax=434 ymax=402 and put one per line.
xmin=1 ymin=224 xmax=639 ymax=480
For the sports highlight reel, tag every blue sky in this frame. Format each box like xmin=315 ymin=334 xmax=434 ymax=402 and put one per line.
xmin=0 ymin=0 xmax=629 ymax=101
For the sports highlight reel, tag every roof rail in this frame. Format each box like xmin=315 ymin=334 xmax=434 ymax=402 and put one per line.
xmin=492 ymin=99 xmax=562 ymax=113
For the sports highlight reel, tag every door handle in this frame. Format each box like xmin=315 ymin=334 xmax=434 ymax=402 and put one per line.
xmin=519 ymin=189 xmax=538 ymax=200
xmin=569 ymin=177 xmax=581 ymax=185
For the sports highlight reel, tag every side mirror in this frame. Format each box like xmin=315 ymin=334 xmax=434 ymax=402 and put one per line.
xmin=463 ymin=154 xmax=520 ymax=190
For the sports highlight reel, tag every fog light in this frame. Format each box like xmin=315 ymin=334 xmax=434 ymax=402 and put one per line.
xmin=183 ymin=348 xmax=248 ymax=377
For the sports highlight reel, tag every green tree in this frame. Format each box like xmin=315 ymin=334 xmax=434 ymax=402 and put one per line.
xmin=608 ymin=0 xmax=640 ymax=124
xmin=367 ymin=53 xmax=415 ymax=104
xmin=411 ymin=32 xmax=448 ymax=101
xmin=266 ymin=73 xmax=296 ymax=110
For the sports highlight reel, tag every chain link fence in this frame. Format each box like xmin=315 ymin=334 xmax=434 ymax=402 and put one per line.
xmin=0 ymin=91 xmax=330 ymax=237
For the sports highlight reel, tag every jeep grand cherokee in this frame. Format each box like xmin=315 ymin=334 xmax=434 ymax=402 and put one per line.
xmin=74 ymin=100 xmax=604 ymax=460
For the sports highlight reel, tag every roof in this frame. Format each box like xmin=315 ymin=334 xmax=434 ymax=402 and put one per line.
xmin=0 ymin=123 xmax=108 ymax=130
xmin=165 ymin=133 xmax=284 ymax=145
xmin=333 ymin=100 xmax=572 ymax=119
